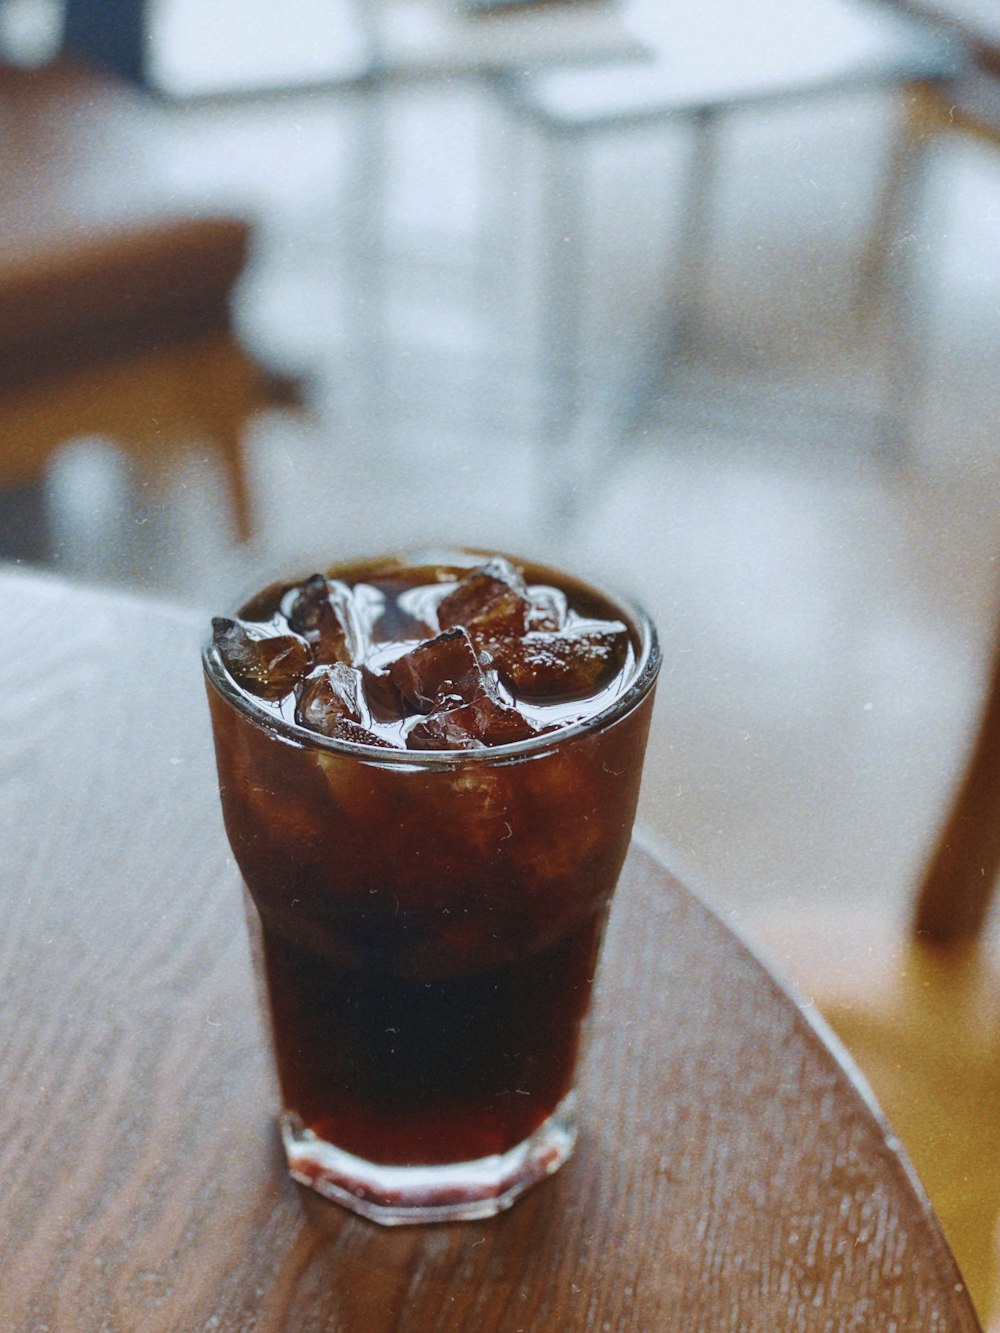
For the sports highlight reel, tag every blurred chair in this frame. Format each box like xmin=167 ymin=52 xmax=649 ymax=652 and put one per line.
xmin=497 ymin=0 xmax=961 ymax=471
xmin=754 ymin=611 xmax=1000 ymax=1321
xmin=914 ymin=614 xmax=1000 ymax=945
xmin=863 ymin=39 xmax=1000 ymax=454
xmin=0 ymin=58 xmax=294 ymax=547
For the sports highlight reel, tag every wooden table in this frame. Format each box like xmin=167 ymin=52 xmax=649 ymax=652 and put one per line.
xmin=0 ymin=568 xmax=981 ymax=1331
xmin=59 ymin=0 xmax=644 ymax=98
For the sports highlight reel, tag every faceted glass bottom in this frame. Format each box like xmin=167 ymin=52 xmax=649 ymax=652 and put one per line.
xmin=281 ymin=1093 xmax=578 ymax=1226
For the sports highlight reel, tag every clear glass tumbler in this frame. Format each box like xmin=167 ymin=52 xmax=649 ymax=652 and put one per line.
xmin=203 ymin=561 xmax=659 ymax=1225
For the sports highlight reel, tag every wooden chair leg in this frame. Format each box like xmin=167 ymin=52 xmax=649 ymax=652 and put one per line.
xmin=213 ymin=407 xmax=255 ymax=545
xmin=180 ymin=337 xmax=265 ymax=544
xmin=913 ymin=621 xmax=1000 ymax=945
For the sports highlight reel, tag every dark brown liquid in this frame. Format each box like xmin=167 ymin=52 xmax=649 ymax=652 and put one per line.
xmin=207 ymin=550 xmax=657 ymax=1170
xmin=263 ymin=909 xmax=606 ymax=1165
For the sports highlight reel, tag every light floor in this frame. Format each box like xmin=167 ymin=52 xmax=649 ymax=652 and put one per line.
xmin=4 ymin=42 xmax=1000 ymax=1322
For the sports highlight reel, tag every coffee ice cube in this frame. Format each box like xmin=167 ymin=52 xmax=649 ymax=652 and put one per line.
xmin=287 ymin=575 xmax=360 ymax=665
xmin=359 ymin=664 xmax=406 ymax=723
xmin=406 ymin=694 xmax=537 ymax=751
xmin=389 ymin=627 xmax=486 ymax=713
xmin=213 ymin=617 xmax=312 ymax=700
xmin=296 ymin=664 xmax=403 ymax=748
xmin=323 ymin=716 xmax=401 ymax=749
xmin=295 ymin=662 xmax=364 ymax=733
xmin=526 ymin=585 xmax=568 ymax=633
xmin=436 ymin=557 xmax=529 ymax=640
xmin=490 ymin=623 xmax=629 ymax=700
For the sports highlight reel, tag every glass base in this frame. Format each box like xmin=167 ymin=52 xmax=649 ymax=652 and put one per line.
xmin=280 ymin=1093 xmax=578 ymax=1226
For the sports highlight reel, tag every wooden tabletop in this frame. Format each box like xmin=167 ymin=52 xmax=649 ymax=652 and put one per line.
xmin=0 ymin=567 xmax=981 ymax=1331
xmin=366 ymin=0 xmax=646 ymax=79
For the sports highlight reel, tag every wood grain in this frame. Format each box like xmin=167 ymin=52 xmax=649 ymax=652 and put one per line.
xmin=0 ymin=569 xmax=981 ymax=1331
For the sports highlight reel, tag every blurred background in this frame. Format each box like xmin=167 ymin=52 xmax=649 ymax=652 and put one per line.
xmin=1 ymin=0 xmax=998 ymax=1318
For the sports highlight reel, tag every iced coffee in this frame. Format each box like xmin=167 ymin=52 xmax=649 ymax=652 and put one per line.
xmin=203 ymin=549 xmax=659 ymax=1224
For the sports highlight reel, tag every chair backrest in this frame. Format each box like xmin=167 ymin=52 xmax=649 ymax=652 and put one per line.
xmin=0 ymin=58 xmax=250 ymax=400
xmin=913 ymin=616 xmax=1000 ymax=944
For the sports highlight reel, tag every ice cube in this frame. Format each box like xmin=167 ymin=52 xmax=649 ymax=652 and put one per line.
xmin=287 ymin=574 xmax=360 ymax=665
xmin=405 ymin=709 xmax=486 ymax=751
xmin=295 ymin=665 xmax=403 ymax=747
xmin=436 ymin=557 xmax=529 ymax=640
xmin=323 ymin=717 xmax=401 ymax=749
xmin=526 ymin=585 xmax=568 ymax=633
xmin=388 ymin=627 xmax=486 ymax=713
xmin=212 ymin=617 xmax=312 ymax=700
xmin=489 ymin=623 xmax=630 ymax=699
xmin=359 ymin=664 xmax=406 ymax=723
xmin=406 ymin=694 xmax=537 ymax=750
xmin=295 ymin=662 xmax=364 ymax=733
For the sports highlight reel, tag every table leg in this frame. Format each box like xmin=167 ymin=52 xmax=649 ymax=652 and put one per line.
xmin=538 ymin=124 xmax=586 ymax=524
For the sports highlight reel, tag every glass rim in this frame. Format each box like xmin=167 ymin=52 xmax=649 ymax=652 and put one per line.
xmin=202 ymin=589 xmax=660 ymax=769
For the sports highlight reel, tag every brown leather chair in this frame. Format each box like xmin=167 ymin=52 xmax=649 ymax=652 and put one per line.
xmin=0 ymin=57 xmax=292 ymax=544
